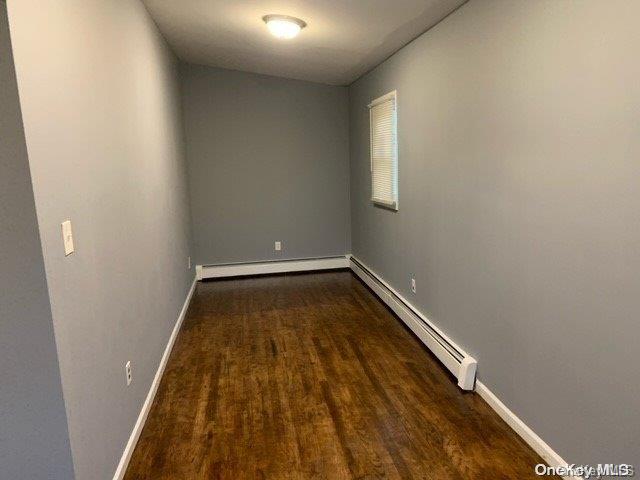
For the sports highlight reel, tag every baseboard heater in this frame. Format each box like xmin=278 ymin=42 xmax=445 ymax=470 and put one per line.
xmin=349 ymin=256 xmax=477 ymax=390
xmin=196 ymin=256 xmax=350 ymax=280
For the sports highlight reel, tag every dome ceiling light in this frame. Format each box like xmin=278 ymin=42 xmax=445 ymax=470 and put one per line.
xmin=262 ymin=15 xmax=307 ymax=39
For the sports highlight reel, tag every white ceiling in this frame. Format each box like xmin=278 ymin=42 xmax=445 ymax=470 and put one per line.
xmin=142 ymin=0 xmax=467 ymax=86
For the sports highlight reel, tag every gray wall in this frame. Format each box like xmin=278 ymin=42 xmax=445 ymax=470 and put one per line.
xmin=182 ymin=65 xmax=350 ymax=265
xmin=349 ymin=0 xmax=639 ymax=466
xmin=7 ymin=1 xmax=194 ymax=478
xmin=0 ymin=2 xmax=74 ymax=478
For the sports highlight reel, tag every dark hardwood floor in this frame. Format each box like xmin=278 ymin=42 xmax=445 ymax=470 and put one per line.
xmin=124 ymin=271 xmax=552 ymax=479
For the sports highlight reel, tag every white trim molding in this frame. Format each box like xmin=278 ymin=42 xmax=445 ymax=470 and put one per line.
xmin=368 ymin=89 xmax=397 ymax=109
xmin=348 ymin=255 xmax=578 ymax=479
xmin=111 ymin=259 xmax=578 ymax=480
xmin=197 ymin=256 xmax=349 ymax=280
xmin=112 ymin=276 xmax=197 ymax=480
xmin=349 ymin=256 xmax=477 ymax=390
xmin=475 ymin=382 xmax=582 ymax=480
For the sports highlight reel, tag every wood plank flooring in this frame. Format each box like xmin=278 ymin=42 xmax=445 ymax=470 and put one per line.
xmin=124 ymin=271 xmax=553 ymax=479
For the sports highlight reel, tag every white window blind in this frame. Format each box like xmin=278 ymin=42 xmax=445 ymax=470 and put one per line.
xmin=369 ymin=90 xmax=398 ymax=210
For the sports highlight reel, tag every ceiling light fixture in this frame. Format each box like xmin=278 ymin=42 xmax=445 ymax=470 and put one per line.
xmin=263 ymin=15 xmax=307 ymax=39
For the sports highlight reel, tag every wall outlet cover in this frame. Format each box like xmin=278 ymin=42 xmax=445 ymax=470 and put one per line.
xmin=125 ymin=361 xmax=132 ymax=386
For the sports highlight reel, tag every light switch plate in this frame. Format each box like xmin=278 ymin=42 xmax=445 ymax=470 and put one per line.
xmin=61 ymin=220 xmax=75 ymax=256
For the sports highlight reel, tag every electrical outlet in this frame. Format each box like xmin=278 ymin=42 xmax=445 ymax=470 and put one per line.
xmin=411 ymin=278 xmax=416 ymax=293
xmin=275 ymin=241 xmax=282 ymax=251
xmin=188 ymin=256 xmax=191 ymax=270
xmin=125 ymin=361 xmax=132 ymax=386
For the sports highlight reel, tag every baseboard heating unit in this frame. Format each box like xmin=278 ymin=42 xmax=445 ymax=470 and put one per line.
xmin=349 ymin=256 xmax=477 ymax=390
xmin=196 ymin=256 xmax=350 ymax=280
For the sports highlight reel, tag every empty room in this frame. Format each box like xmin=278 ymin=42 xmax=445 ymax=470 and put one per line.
xmin=1 ymin=0 xmax=638 ymax=479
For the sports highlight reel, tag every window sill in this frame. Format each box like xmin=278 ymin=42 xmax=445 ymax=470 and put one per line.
xmin=372 ymin=199 xmax=398 ymax=211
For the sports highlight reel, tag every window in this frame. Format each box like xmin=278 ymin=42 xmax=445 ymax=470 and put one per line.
xmin=369 ymin=90 xmax=398 ymax=210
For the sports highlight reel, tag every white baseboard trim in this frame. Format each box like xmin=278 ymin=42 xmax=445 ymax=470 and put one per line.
xmin=196 ymin=256 xmax=350 ymax=280
xmin=475 ymin=382 xmax=582 ymax=480
xmin=111 ymin=263 xmax=577 ymax=479
xmin=349 ymin=256 xmax=477 ymax=390
xmin=112 ymin=276 xmax=197 ymax=480
xmin=349 ymin=255 xmax=578 ymax=478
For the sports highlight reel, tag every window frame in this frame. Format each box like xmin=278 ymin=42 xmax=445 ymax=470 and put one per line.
xmin=368 ymin=90 xmax=399 ymax=211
